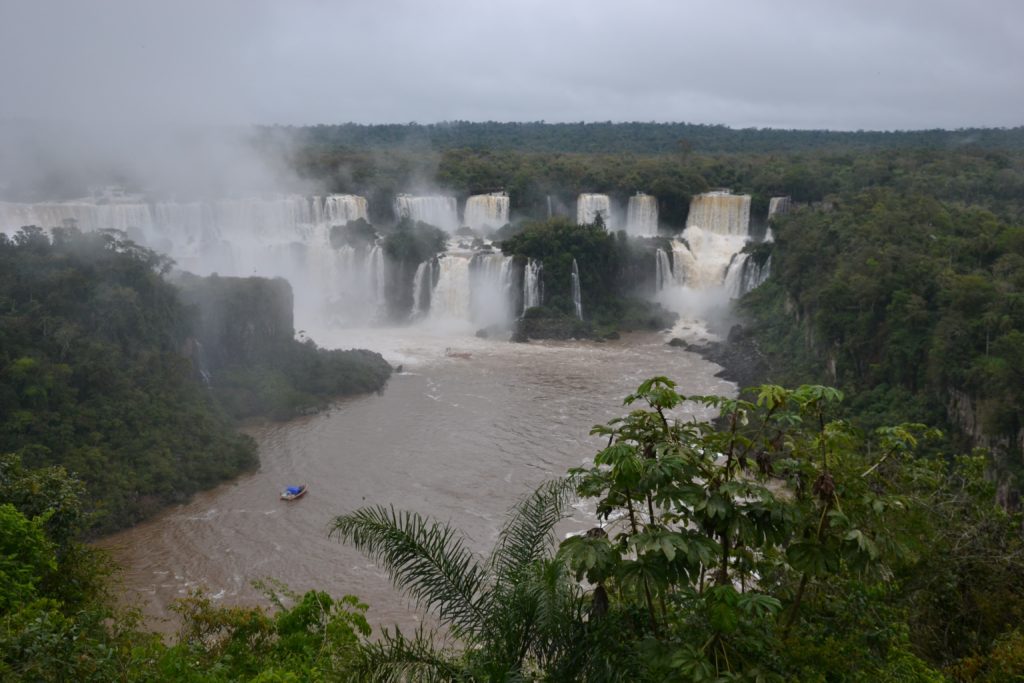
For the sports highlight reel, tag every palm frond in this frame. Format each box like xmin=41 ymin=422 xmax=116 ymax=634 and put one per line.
xmin=489 ymin=478 xmax=575 ymax=591
xmin=352 ymin=625 xmax=465 ymax=683
xmin=331 ymin=505 xmax=487 ymax=638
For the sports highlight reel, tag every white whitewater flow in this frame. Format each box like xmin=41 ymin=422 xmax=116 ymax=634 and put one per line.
xmin=464 ymin=193 xmax=509 ymax=231
xmin=626 ymin=192 xmax=658 ymax=236
xmin=469 ymin=252 xmax=516 ymax=327
xmin=657 ymin=190 xmax=770 ymax=324
xmin=655 ymin=248 xmax=673 ymax=292
xmin=411 ymin=260 xmax=435 ymax=318
xmin=577 ymin=193 xmax=612 ymax=228
xmin=686 ymin=191 xmax=750 ymax=236
xmin=429 ymin=253 xmax=473 ymax=323
xmin=415 ymin=242 xmax=527 ymax=328
xmin=323 ymin=195 xmax=369 ymax=224
xmin=523 ymin=259 xmax=543 ymax=312
xmin=0 ymin=195 xmax=385 ymax=329
xmin=571 ymin=258 xmax=583 ymax=320
xmin=393 ymin=195 xmax=459 ymax=232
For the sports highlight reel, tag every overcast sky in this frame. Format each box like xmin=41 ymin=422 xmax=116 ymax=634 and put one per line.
xmin=1 ymin=0 xmax=1022 ymax=131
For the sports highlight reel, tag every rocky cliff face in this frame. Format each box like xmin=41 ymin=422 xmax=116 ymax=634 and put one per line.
xmin=173 ymin=273 xmax=295 ymax=370
xmin=946 ymin=387 xmax=1024 ymax=508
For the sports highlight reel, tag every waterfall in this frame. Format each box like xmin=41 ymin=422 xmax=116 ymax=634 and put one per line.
xmin=0 ymin=194 xmax=387 ymax=330
xmin=577 ymin=194 xmax=612 ymax=228
xmin=742 ymin=254 xmax=771 ymax=293
xmin=571 ymin=258 xmax=583 ymax=320
xmin=723 ymin=253 xmax=748 ymax=298
xmin=648 ymin=190 xmax=758 ymax=301
xmin=411 ymin=259 xmax=434 ymax=317
xmin=768 ymin=196 xmax=791 ymax=219
xmin=668 ymin=230 xmax=749 ymax=291
xmin=369 ymin=245 xmax=387 ymax=305
xmin=655 ymin=248 xmax=673 ymax=292
xmin=469 ymin=252 xmax=516 ymax=326
xmin=546 ymin=195 xmax=552 ymax=219
xmin=429 ymin=255 xmax=472 ymax=320
xmin=463 ymin=193 xmax=509 ymax=231
xmin=686 ymin=191 xmax=751 ymax=236
xmin=0 ymin=200 xmax=154 ymax=234
xmin=324 ymin=194 xmax=369 ymax=224
xmin=523 ymin=258 xmax=542 ymax=313
xmin=394 ymin=194 xmax=458 ymax=231
xmin=626 ymin=192 xmax=658 ymax=236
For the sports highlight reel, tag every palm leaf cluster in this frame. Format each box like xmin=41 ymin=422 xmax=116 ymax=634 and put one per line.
xmin=330 ymin=479 xmax=617 ymax=681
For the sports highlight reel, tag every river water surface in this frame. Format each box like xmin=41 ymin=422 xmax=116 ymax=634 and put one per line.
xmin=101 ymin=326 xmax=733 ymax=633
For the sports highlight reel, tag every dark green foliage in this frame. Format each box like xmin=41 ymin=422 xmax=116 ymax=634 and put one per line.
xmin=282 ymin=121 xmax=1024 ymax=155
xmin=330 ymin=217 xmax=377 ymax=248
xmin=160 ymin=582 xmax=370 ymax=681
xmin=501 ymin=218 xmax=676 ymax=336
xmin=742 ymin=187 xmax=1024 ymax=479
xmin=380 ymin=217 xmax=448 ymax=265
xmin=0 ymin=228 xmax=257 ymax=532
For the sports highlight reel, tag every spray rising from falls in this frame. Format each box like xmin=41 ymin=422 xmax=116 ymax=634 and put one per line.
xmin=656 ymin=191 xmax=770 ymax=311
xmin=463 ymin=193 xmax=509 ymax=231
xmin=420 ymin=241 xmax=527 ymax=329
xmin=0 ymin=194 xmax=387 ymax=330
xmin=626 ymin=192 xmax=658 ymax=236
xmin=577 ymin=194 xmax=612 ymax=228
xmin=393 ymin=195 xmax=458 ymax=232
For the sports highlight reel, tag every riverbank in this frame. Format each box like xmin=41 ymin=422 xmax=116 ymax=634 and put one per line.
xmin=687 ymin=323 xmax=771 ymax=391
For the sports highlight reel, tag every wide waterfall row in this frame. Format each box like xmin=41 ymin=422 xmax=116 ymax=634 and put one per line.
xmin=685 ymin=191 xmax=751 ymax=236
xmin=393 ymin=195 xmax=459 ymax=232
xmin=626 ymin=192 xmax=658 ymax=236
xmin=464 ymin=193 xmax=509 ymax=231
xmin=0 ymin=195 xmax=370 ymax=238
xmin=577 ymin=194 xmax=612 ymax=228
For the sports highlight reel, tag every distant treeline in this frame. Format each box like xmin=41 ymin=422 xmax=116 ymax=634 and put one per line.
xmin=271 ymin=120 xmax=1024 ymax=155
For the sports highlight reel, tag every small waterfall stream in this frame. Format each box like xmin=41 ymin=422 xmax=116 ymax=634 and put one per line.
xmin=571 ymin=258 xmax=583 ymax=320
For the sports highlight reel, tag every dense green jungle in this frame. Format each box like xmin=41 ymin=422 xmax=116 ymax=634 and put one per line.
xmin=2 ymin=123 xmax=1024 ymax=680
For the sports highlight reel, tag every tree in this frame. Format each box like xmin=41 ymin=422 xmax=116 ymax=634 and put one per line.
xmin=329 ymin=479 xmax=616 ymax=681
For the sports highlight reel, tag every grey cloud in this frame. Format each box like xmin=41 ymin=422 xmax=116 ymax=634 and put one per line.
xmin=1 ymin=0 xmax=1022 ymax=130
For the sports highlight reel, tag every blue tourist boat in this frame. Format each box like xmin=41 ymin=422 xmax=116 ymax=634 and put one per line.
xmin=280 ymin=484 xmax=308 ymax=501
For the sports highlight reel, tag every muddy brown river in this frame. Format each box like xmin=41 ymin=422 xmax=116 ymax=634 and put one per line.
xmin=100 ymin=325 xmax=733 ymax=633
